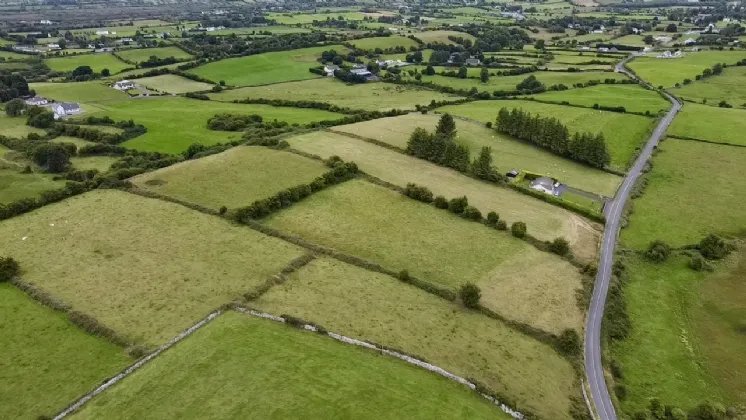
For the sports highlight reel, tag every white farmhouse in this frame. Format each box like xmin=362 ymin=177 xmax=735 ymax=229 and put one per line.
xmin=530 ymin=177 xmax=560 ymax=196
xmin=113 ymin=80 xmax=134 ymax=91
xmin=52 ymin=103 xmax=82 ymax=119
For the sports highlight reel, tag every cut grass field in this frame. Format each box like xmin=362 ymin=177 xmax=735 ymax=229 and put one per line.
xmin=31 ymin=81 xmax=129 ymax=103
xmin=263 ymin=180 xmax=585 ymax=333
xmin=414 ymin=30 xmax=477 ymax=44
xmin=627 ymin=50 xmax=746 ymax=88
xmin=83 ymin=97 xmax=343 ymax=154
xmin=671 ymin=65 xmax=746 ymax=106
xmin=408 ymin=70 xmax=627 ymax=93
xmin=621 ymin=138 xmax=746 ymax=249
xmin=552 ymin=54 xmax=617 ymax=64
xmin=349 ymin=35 xmax=419 ymax=50
xmin=668 ymin=103 xmax=746 ymax=146
xmin=438 ymin=100 xmax=656 ymax=170
xmin=0 ymin=115 xmax=46 ymax=138
xmin=131 ymin=146 xmax=327 ymax=210
xmin=0 ymin=284 xmax=131 ymax=420
xmin=267 ymin=12 xmax=368 ymax=25
xmin=610 ymin=254 xmax=743 ymax=414
xmin=44 ymin=53 xmax=130 ymax=74
xmin=187 ymin=45 xmax=346 ymax=86
xmin=70 ymin=156 xmax=119 ymax=172
xmin=131 ymin=74 xmax=213 ymax=94
xmin=73 ymin=311 xmax=507 ymax=420
xmin=0 ymin=169 xmax=64 ymax=205
xmin=209 ymin=77 xmax=459 ymax=111
xmin=331 ymin=113 xmax=621 ymax=196
xmin=114 ymin=46 xmax=192 ymax=63
xmin=526 ymin=84 xmax=670 ymax=115
xmin=287 ymin=131 xmax=601 ymax=262
xmin=0 ymin=190 xmax=304 ymax=346
xmin=254 ymin=257 xmax=579 ymax=419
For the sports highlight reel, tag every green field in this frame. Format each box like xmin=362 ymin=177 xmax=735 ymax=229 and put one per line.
xmin=0 ymin=50 xmax=30 ymax=60
xmin=438 ymin=100 xmax=656 ymax=170
xmin=0 ymin=169 xmax=64 ymax=205
xmin=0 ymin=115 xmax=46 ymax=138
xmin=31 ymin=81 xmax=129 ymax=103
xmin=415 ymin=30 xmax=478 ymax=45
xmin=188 ymin=45 xmax=346 ymax=86
xmin=610 ymin=254 xmax=741 ymax=414
xmin=209 ymin=78 xmax=459 ymax=111
xmin=671 ymin=65 xmax=746 ymax=106
xmin=527 ymin=84 xmax=670 ymax=114
xmin=332 ymin=113 xmax=621 ymax=196
xmin=621 ymin=139 xmax=746 ymax=249
xmin=607 ymin=34 xmax=649 ymax=47
xmin=73 ymin=311 xmax=507 ymax=419
xmin=50 ymin=136 xmax=97 ymax=148
xmin=132 ymin=74 xmax=213 ymax=94
xmin=0 ymin=190 xmax=304 ymax=346
xmin=628 ymin=51 xmax=746 ymax=88
xmin=0 ymin=284 xmax=131 ymax=420
xmin=287 ymin=130 xmax=602 ymax=262
xmin=409 ymin=70 xmax=627 ymax=93
xmin=254 ymin=257 xmax=579 ymax=419
xmin=70 ymin=156 xmax=119 ymax=172
xmin=552 ymin=54 xmax=617 ymax=64
xmin=45 ymin=53 xmax=131 ymax=74
xmin=668 ymin=103 xmax=746 ymax=146
xmin=263 ymin=179 xmax=585 ymax=333
xmin=267 ymin=12 xmax=368 ymax=25
xmin=84 ymin=97 xmax=343 ymax=153
xmin=132 ymin=146 xmax=327 ymax=210
xmin=349 ymin=36 xmax=419 ymax=50
xmin=115 ymin=46 xmax=192 ymax=63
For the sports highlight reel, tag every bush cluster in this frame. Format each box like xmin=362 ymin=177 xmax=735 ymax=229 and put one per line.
xmin=645 ymin=240 xmax=671 ymax=263
xmin=459 ymin=283 xmax=481 ymax=308
xmin=699 ymin=233 xmax=731 ymax=260
xmin=0 ymin=256 xmax=20 ymax=282
xmin=234 ymin=162 xmax=358 ymax=221
xmin=0 ymin=181 xmax=89 ymax=221
xmin=403 ymin=183 xmax=433 ymax=202
xmin=53 ymin=118 xmax=147 ymax=145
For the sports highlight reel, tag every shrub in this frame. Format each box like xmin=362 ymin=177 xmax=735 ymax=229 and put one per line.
xmin=549 ymin=237 xmax=570 ymax=256
xmin=461 ymin=205 xmax=482 ymax=221
xmin=126 ymin=344 xmax=149 ymax=358
xmin=614 ymin=384 xmax=627 ymax=401
xmin=486 ymin=211 xmax=499 ymax=227
xmin=511 ymin=222 xmax=527 ymax=238
xmin=689 ymin=254 xmax=712 ymax=272
xmin=645 ymin=240 xmax=671 ymax=263
xmin=699 ymin=234 xmax=730 ymax=260
xmin=397 ymin=269 xmax=411 ymax=283
xmin=459 ymin=283 xmax=481 ymax=308
xmin=610 ymin=359 xmax=624 ymax=379
xmin=557 ymin=328 xmax=581 ymax=356
xmin=496 ymin=220 xmax=507 ymax=230
xmin=403 ymin=183 xmax=433 ymax=203
xmin=219 ymin=206 xmax=227 ymax=215
xmin=0 ymin=256 xmax=20 ymax=282
xmin=433 ymin=195 xmax=448 ymax=209
xmin=448 ymin=196 xmax=468 ymax=214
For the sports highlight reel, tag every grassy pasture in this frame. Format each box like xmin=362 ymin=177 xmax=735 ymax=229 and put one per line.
xmin=621 ymin=138 xmax=746 ymax=249
xmin=415 ymin=30 xmax=477 ymax=44
xmin=45 ymin=53 xmax=130 ymax=74
xmin=287 ymin=131 xmax=602 ymax=262
xmin=408 ymin=70 xmax=627 ymax=93
xmin=84 ymin=97 xmax=343 ymax=154
xmin=438 ymin=100 xmax=656 ymax=170
xmin=671 ymin=65 xmax=746 ymax=106
xmin=669 ymin=103 xmax=746 ymax=146
xmin=115 ymin=46 xmax=192 ymax=63
xmin=0 ymin=50 xmax=30 ymax=60
xmin=607 ymin=34 xmax=648 ymax=47
xmin=254 ymin=257 xmax=579 ymax=420
xmin=132 ymin=74 xmax=213 ymax=94
xmin=209 ymin=78 xmax=458 ymax=111
xmin=73 ymin=311 xmax=506 ymax=420
xmin=70 ymin=156 xmax=119 ymax=172
xmin=263 ymin=179 xmax=586 ymax=333
xmin=627 ymin=51 xmax=746 ymax=88
xmin=526 ymin=84 xmax=670 ymax=114
xmin=188 ymin=45 xmax=346 ymax=86
xmin=552 ymin=54 xmax=617 ymax=64
xmin=610 ymin=255 xmax=731 ymax=414
xmin=0 ymin=169 xmax=64 ymax=205
xmin=349 ymin=36 xmax=419 ymax=50
xmin=111 ymin=62 xmax=190 ymax=80
xmin=332 ymin=113 xmax=621 ymax=196
xmin=267 ymin=12 xmax=368 ymax=25
xmin=50 ymin=136 xmax=97 ymax=148
xmin=0 ymin=115 xmax=46 ymax=138
xmin=0 ymin=190 xmax=304 ymax=346
xmin=0 ymin=284 xmax=131 ymax=420
xmin=131 ymin=146 xmax=327 ymax=210
xmin=31 ymin=81 xmax=129 ymax=103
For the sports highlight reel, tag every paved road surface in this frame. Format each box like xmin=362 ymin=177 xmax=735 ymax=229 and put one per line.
xmin=584 ymin=57 xmax=682 ymax=420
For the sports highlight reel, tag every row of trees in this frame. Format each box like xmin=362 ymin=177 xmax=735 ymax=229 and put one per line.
xmin=0 ymin=73 xmax=31 ymax=103
xmin=495 ymin=107 xmax=611 ymax=168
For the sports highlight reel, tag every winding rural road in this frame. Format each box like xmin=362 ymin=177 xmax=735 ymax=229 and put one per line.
xmin=584 ymin=56 xmax=682 ymax=420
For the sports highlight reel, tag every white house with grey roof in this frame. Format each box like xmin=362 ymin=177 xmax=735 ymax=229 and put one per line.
xmin=530 ymin=176 xmax=560 ymax=195
xmin=52 ymin=102 xmax=82 ymax=119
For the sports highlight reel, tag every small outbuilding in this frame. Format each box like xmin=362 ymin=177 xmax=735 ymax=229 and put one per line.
xmin=530 ymin=176 xmax=560 ymax=195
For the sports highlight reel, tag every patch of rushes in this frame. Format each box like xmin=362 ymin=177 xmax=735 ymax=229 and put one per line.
xmin=253 ymin=257 xmax=580 ymax=420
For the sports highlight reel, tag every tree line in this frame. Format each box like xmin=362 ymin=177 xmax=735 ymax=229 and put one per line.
xmin=495 ymin=107 xmax=611 ymax=168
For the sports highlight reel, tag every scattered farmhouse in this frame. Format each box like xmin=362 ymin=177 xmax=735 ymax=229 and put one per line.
xmin=47 ymin=43 xmax=61 ymax=50
xmin=530 ymin=177 xmax=561 ymax=196
xmin=377 ymin=59 xmax=411 ymax=68
xmin=350 ymin=67 xmax=377 ymax=82
xmin=323 ymin=64 xmax=339 ymax=76
xmin=52 ymin=102 xmax=82 ymax=119
xmin=24 ymin=96 xmax=48 ymax=106
xmin=95 ymin=30 xmax=116 ymax=35
xmin=113 ymin=80 xmax=134 ymax=91
xmin=684 ymin=38 xmax=697 ymax=46
xmin=656 ymin=50 xmax=683 ymax=59
xmin=465 ymin=57 xmax=482 ymax=66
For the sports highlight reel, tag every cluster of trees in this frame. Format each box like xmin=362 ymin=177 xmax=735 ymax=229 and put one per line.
xmin=319 ymin=48 xmax=357 ymax=66
xmin=623 ymin=396 xmax=740 ymax=420
xmin=51 ymin=118 xmax=147 ymax=144
xmin=495 ymin=107 xmax=611 ymax=169
xmin=207 ymin=113 xmax=264 ymax=131
xmin=0 ymin=179 xmax=90 ymax=221
xmin=515 ymin=75 xmax=546 ymax=94
xmin=234 ymin=159 xmax=358 ymax=221
xmin=406 ymin=114 xmax=470 ymax=172
xmin=333 ymin=68 xmax=368 ymax=84
xmin=67 ymin=65 xmax=113 ymax=82
xmin=26 ymin=107 xmax=56 ymax=129
xmin=0 ymin=73 xmax=31 ymax=102
xmin=139 ymin=55 xmax=182 ymax=68
xmin=0 ymin=256 xmax=19 ymax=282
xmin=181 ymin=32 xmax=343 ymax=61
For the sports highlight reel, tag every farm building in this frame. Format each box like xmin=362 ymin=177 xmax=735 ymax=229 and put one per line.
xmin=52 ymin=102 xmax=82 ymax=119
xmin=323 ymin=65 xmax=339 ymax=76
xmin=25 ymin=96 xmax=48 ymax=106
xmin=113 ymin=80 xmax=134 ymax=90
xmin=530 ymin=177 xmax=560 ymax=196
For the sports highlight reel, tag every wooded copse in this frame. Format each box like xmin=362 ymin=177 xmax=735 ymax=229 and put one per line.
xmin=495 ymin=107 xmax=611 ymax=169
